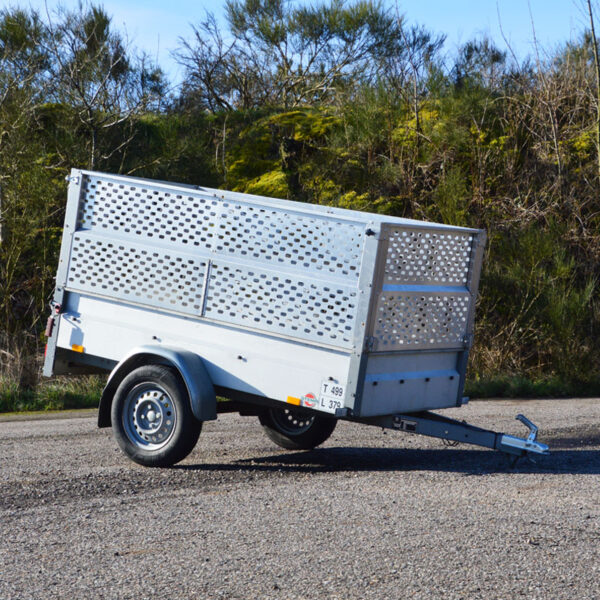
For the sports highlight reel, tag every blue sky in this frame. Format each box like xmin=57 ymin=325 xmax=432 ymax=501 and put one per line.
xmin=22 ymin=0 xmax=589 ymax=85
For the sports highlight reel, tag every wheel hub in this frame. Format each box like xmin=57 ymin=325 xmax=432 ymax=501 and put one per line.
xmin=123 ymin=385 xmax=176 ymax=450
xmin=271 ymin=408 xmax=315 ymax=435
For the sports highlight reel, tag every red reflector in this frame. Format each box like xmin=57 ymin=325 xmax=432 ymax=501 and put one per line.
xmin=44 ymin=344 xmax=48 ymax=357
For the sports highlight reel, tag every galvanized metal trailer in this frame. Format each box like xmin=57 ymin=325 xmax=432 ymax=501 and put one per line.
xmin=43 ymin=169 xmax=549 ymax=466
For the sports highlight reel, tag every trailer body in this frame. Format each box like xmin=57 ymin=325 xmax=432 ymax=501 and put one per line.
xmin=43 ymin=170 xmax=548 ymax=465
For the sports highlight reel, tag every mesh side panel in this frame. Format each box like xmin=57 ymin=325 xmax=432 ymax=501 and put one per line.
xmin=373 ymin=293 xmax=469 ymax=350
xmin=204 ymin=262 xmax=358 ymax=347
xmin=77 ymin=176 xmax=220 ymax=248
xmin=67 ymin=234 xmax=207 ymax=313
xmin=77 ymin=174 xmax=363 ymax=280
xmin=214 ymin=203 xmax=363 ymax=278
xmin=384 ymin=228 xmax=473 ymax=286
xmin=371 ymin=225 xmax=479 ymax=350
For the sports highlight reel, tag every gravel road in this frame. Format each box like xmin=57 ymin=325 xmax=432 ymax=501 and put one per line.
xmin=1 ymin=398 xmax=599 ymax=600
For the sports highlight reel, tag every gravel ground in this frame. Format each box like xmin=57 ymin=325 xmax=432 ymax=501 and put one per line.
xmin=1 ymin=398 xmax=599 ymax=600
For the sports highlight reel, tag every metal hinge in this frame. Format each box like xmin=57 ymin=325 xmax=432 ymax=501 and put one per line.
xmin=65 ymin=174 xmax=80 ymax=184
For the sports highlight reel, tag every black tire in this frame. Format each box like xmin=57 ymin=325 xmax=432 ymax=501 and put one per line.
xmin=258 ymin=407 xmax=337 ymax=450
xmin=111 ymin=365 xmax=202 ymax=467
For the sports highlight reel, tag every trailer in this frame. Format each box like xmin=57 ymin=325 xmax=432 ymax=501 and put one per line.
xmin=43 ymin=170 xmax=549 ymax=467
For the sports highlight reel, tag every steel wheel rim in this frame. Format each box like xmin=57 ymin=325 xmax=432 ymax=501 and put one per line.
xmin=122 ymin=383 xmax=177 ymax=450
xmin=271 ymin=408 xmax=315 ymax=435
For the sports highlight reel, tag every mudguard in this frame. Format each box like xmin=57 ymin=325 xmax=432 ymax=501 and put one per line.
xmin=98 ymin=345 xmax=216 ymax=427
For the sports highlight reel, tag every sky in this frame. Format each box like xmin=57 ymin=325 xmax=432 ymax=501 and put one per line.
xmin=19 ymin=0 xmax=591 ymax=86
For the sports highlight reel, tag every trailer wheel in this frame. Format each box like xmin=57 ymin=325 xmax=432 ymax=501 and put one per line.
xmin=259 ymin=407 xmax=337 ymax=450
xmin=111 ymin=365 xmax=201 ymax=467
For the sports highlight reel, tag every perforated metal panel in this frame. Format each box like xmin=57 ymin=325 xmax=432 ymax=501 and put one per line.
xmin=64 ymin=171 xmax=484 ymax=354
xmin=77 ymin=174 xmax=363 ymax=280
xmin=77 ymin=175 xmax=221 ymax=247
xmin=383 ymin=228 xmax=473 ymax=286
xmin=369 ymin=225 xmax=479 ymax=351
xmin=66 ymin=173 xmax=367 ymax=349
xmin=67 ymin=233 xmax=208 ymax=314
xmin=213 ymin=204 xmax=363 ymax=279
xmin=204 ymin=262 xmax=358 ymax=346
xmin=372 ymin=292 xmax=469 ymax=350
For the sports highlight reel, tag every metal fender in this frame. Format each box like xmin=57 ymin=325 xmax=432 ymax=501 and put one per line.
xmin=98 ymin=345 xmax=216 ymax=427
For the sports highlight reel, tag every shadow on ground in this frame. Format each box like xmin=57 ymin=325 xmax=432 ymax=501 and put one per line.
xmin=178 ymin=444 xmax=600 ymax=476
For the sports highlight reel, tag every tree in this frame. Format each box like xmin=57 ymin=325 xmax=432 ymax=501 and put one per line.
xmin=0 ymin=8 xmax=55 ymax=371
xmin=587 ymin=0 xmax=600 ymax=179
xmin=176 ymin=0 xmax=399 ymax=111
xmin=43 ymin=4 xmax=167 ymax=169
xmin=0 ymin=4 xmax=168 ymax=387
